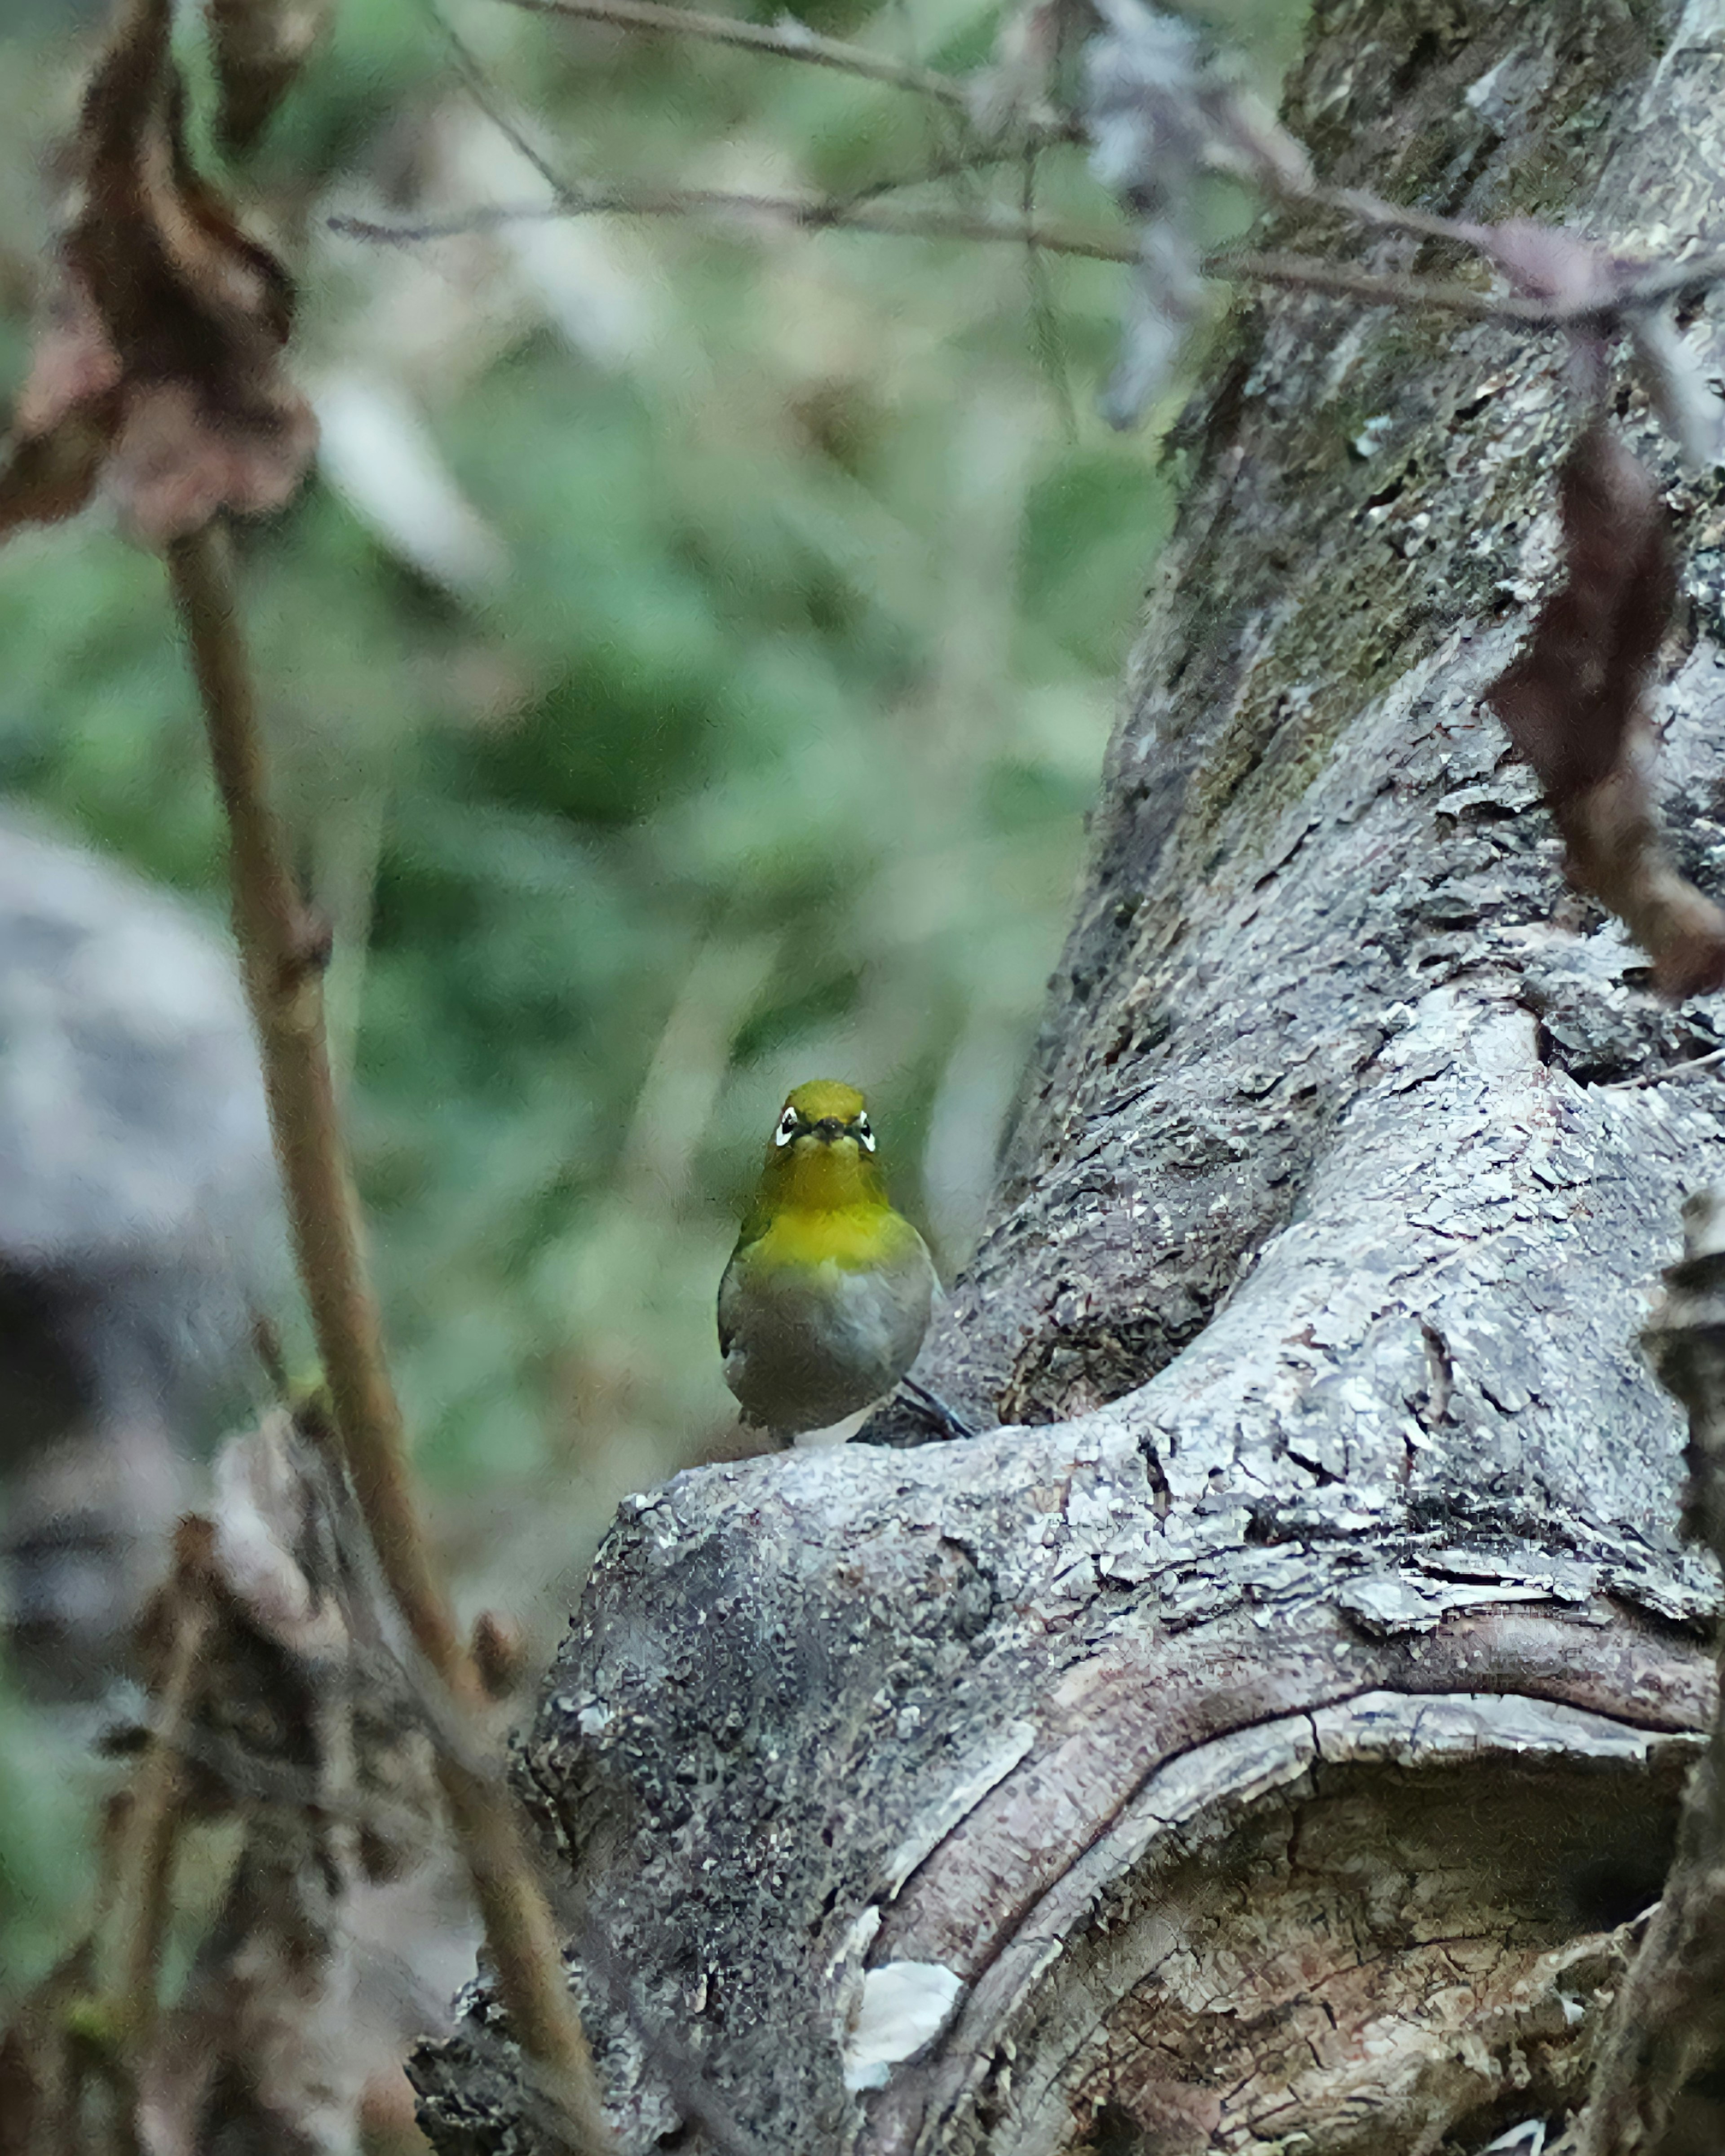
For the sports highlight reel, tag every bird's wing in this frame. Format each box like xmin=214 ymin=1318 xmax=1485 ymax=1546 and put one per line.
xmin=716 ymin=1250 xmax=742 ymax=1358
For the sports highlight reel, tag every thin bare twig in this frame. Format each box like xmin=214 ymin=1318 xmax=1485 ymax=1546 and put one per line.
xmin=165 ymin=523 xmax=612 ymax=2156
xmin=433 ymin=0 xmax=578 ymax=198
xmin=478 ymin=0 xmax=1719 ymax=321
xmin=168 ymin=530 xmax=452 ymax=1676
xmin=99 ymin=1532 xmax=214 ymax=2053
xmin=1021 ymin=144 xmax=1079 ymax=438
xmin=330 ymin=186 xmax=1141 ymax=260
xmin=1313 ymin=181 xmax=1478 ymax=245
xmin=468 ymin=0 xmax=1725 ymax=336
xmin=328 ymin=190 xmax=1508 ymax=299
xmin=1603 ymin=245 xmax=1725 ymax=310
xmin=329 ymin=183 xmax=1725 ymax=336
xmin=1600 ymin=1044 xmax=1725 ymax=1091
xmin=492 ymin=0 xmax=974 ymax=111
xmin=836 ymin=141 xmax=1032 ymax=207
xmin=444 ymin=7 xmax=1034 ymax=221
xmin=1219 ymin=241 xmax=1725 ymax=324
xmin=1216 ymin=245 xmax=1514 ymax=318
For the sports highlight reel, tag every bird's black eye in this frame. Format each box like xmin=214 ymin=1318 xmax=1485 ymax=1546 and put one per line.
xmin=774 ymin=1107 xmax=799 ymax=1147
xmin=855 ymin=1113 xmax=876 ymax=1153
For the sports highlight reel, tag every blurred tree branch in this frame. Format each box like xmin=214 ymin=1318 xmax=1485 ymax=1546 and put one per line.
xmin=332 ymin=186 xmax=1142 ymax=256
xmin=332 ymin=184 xmax=1725 ymax=339
xmin=167 ymin=523 xmax=613 ymax=2156
xmin=348 ymin=0 xmax=1725 ymax=423
xmin=98 ymin=1529 xmax=213 ymax=2057
xmin=493 ymin=0 xmax=991 ymax=116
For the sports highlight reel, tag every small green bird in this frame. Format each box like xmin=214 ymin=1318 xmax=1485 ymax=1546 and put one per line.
xmin=718 ymin=1080 xmax=966 ymax=1441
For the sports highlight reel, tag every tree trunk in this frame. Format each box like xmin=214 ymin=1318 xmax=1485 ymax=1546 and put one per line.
xmin=415 ymin=2 xmax=1725 ymax=2150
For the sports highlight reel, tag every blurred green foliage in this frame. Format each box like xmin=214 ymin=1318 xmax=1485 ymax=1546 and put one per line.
xmin=0 ymin=0 xmax=1305 ymax=1989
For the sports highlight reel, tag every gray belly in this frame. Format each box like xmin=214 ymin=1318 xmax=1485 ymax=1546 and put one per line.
xmin=721 ymin=1247 xmax=935 ymax=1435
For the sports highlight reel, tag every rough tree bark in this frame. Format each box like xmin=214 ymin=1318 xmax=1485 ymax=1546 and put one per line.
xmin=416 ymin=2 xmax=1725 ymax=2150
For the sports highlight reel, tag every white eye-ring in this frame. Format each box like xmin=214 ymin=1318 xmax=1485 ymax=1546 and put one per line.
xmin=774 ymin=1107 xmax=799 ymax=1147
xmin=855 ymin=1113 xmax=876 ymax=1152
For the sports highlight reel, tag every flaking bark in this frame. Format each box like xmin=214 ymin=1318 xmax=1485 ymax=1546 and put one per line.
xmin=417 ymin=3 xmax=1725 ymax=2150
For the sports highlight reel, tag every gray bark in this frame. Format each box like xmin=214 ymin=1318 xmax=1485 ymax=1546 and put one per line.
xmin=415 ymin=2 xmax=1725 ymax=2150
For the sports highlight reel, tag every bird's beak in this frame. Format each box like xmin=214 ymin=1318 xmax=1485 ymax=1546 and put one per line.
xmin=811 ymin=1118 xmax=848 ymax=1142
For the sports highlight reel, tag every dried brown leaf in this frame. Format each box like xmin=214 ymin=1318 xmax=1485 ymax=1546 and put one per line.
xmin=1487 ymin=424 xmax=1725 ymax=999
xmin=138 ymin=1890 xmax=366 ymax=2156
xmin=1555 ymin=747 xmax=1725 ymax=1001
xmin=0 ymin=283 xmax=122 ymax=535
xmin=1 ymin=1413 xmax=457 ymax=2156
xmin=1489 ymin=424 xmax=1670 ymax=801
xmin=208 ymin=0 xmax=335 ymax=153
xmin=0 ymin=0 xmax=315 ymax=548
xmin=11 ymin=283 xmax=124 ymax=436
xmin=0 ymin=406 xmax=118 ymax=535
xmin=136 ymin=1414 xmax=448 ymax=2156
xmin=470 ymin=1607 xmax=529 ymax=1700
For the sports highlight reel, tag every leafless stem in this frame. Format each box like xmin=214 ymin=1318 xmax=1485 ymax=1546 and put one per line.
xmin=474 ymin=0 xmax=1725 ymax=332
xmin=444 ymin=4 xmax=1035 ymax=229
xmin=492 ymin=0 xmax=975 ymax=111
xmin=1216 ymin=245 xmax=1514 ymax=318
xmin=165 ymin=522 xmax=612 ymax=2156
xmin=1221 ymin=239 xmax=1725 ymax=324
xmin=329 ymin=186 xmax=1504 ymax=299
xmin=435 ymin=1 xmax=577 ymax=198
xmin=1300 ymin=174 xmax=1725 ymax=314
xmin=1572 ymin=1190 xmax=1725 ymax=2150
xmin=1309 ymin=180 xmax=1480 ymax=246
xmin=1600 ymin=1044 xmax=1725 ymax=1091
xmin=331 ymin=186 xmax=1140 ymax=260
xmin=329 ymin=181 xmax=1725 ymax=336
xmin=168 ymin=528 xmax=452 ymax=1674
xmin=100 ymin=1528 xmax=213 ymax=2052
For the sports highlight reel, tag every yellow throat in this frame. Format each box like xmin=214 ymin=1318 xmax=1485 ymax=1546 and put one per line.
xmin=736 ymin=1079 xmax=911 ymax=1272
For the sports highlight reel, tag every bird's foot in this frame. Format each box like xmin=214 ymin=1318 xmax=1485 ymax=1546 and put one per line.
xmin=898 ymin=1376 xmax=977 ymax=1442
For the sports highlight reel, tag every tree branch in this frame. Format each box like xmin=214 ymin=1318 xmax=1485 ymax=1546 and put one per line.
xmin=329 ymin=186 xmax=1141 ymax=260
xmin=445 ymin=3 xmax=1033 ymax=216
xmin=99 ymin=1527 xmax=214 ymax=2054
xmin=1601 ymin=1045 xmax=1725 ymax=1092
xmin=491 ymin=0 xmax=978 ymax=113
xmin=165 ymin=522 xmax=613 ymax=2156
xmin=329 ymin=182 xmax=1725 ymax=336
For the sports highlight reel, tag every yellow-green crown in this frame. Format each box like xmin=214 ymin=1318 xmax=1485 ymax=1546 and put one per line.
xmin=783 ymin=1079 xmax=867 ymax=1124
xmin=742 ymin=1076 xmax=891 ymax=1237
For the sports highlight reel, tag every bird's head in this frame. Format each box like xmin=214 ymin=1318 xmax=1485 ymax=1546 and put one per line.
xmin=757 ymin=1079 xmax=887 ymax=1211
